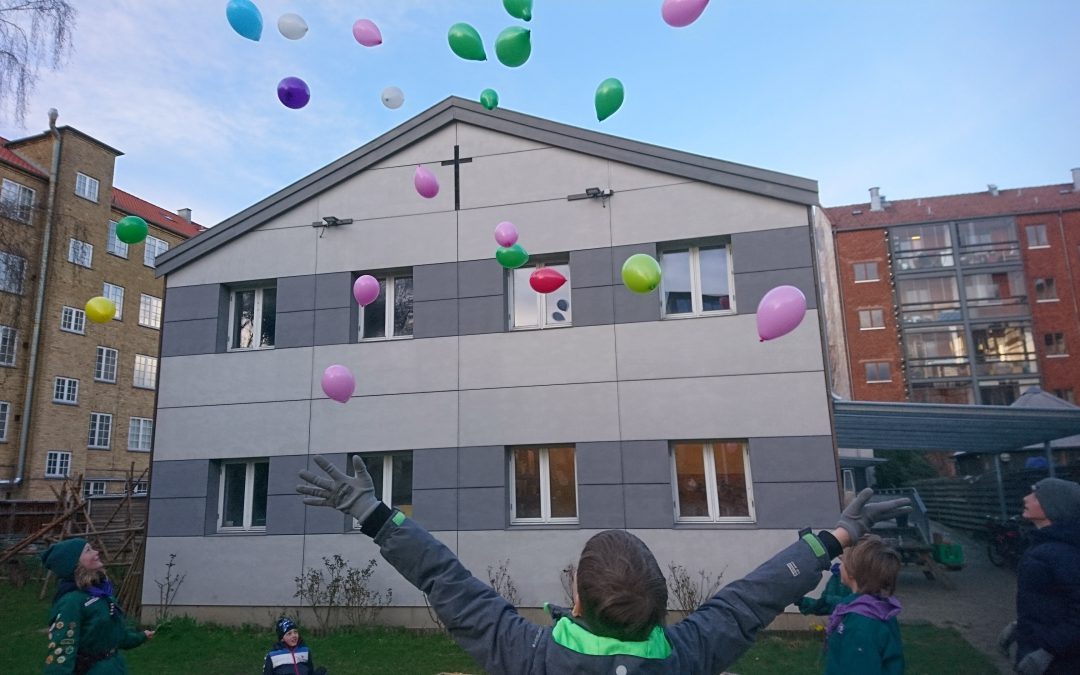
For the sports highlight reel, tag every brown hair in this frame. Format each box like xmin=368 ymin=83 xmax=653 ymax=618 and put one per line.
xmin=576 ymin=530 xmax=667 ymax=641
xmin=843 ymin=535 xmax=901 ymax=598
xmin=74 ymin=564 xmax=104 ymax=591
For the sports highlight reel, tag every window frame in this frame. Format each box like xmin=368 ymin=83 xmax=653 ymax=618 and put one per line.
xmin=0 ymin=325 xmax=16 ymax=366
xmin=132 ymin=481 xmax=148 ymax=495
xmin=102 ymin=282 xmax=124 ymax=320
xmin=53 ymin=376 xmax=79 ymax=404
xmin=659 ymin=244 xmax=736 ymax=319
xmin=84 ymin=480 xmax=107 ymax=498
xmin=0 ymin=178 xmax=35 ymax=222
xmin=0 ymin=250 xmax=26 ymax=294
xmin=842 ymin=469 xmax=856 ymax=494
xmin=60 ymin=306 xmax=86 ymax=334
xmin=853 ymin=261 xmax=880 ymax=283
xmin=144 ymin=235 xmax=168 ymax=268
xmin=348 ymin=452 xmax=414 ymax=527
xmin=508 ymin=261 xmax=572 ymax=330
xmin=509 ymin=445 xmax=579 ymax=525
xmin=358 ymin=273 xmax=415 ymax=341
xmin=671 ymin=441 xmax=755 ymax=524
xmin=217 ymin=459 xmax=269 ymax=532
xmin=94 ymin=346 xmax=118 ymax=383
xmin=1034 ymin=277 xmax=1058 ymax=302
xmin=138 ymin=294 xmax=162 ymax=329
xmin=45 ymin=450 xmax=71 ymax=478
xmin=865 ymin=361 xmax=892 ymax=383
xmin=106 ymin=220 xmax=129 ymax=258
xmin=132 ymin=354 xmax=158 ymax=390
xmin=858 ymin=308 xmax=886 ymax=330
xmin=1025 ymin=224 xmax=1049 ymax=249
xmin=75 ymin=172 xmax=99 ymax=202
xmin=228 ymin=285 xmax=277 ymax=351
xmin=1044 ymin=332 xmax=1068 ymax=358
xmin=68 ymin=238 xmax=93 ymax=268
xmin=0 ymin=401 xmax=9 ymax=441
xmin=128 ymin=417 xmax=153 ymax=452
xmin=88 ymin=412 xmax=112 ymax=449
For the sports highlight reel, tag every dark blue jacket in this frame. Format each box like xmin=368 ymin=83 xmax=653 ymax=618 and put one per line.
xmin=263 ymin=641 xmax=317 ymax=675
xmin=1015 ymin=519 xmax=1080 ymax=674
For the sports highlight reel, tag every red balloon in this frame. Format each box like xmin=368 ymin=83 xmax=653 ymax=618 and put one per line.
xmin=529 ymin=267 xmax=567 ymax=294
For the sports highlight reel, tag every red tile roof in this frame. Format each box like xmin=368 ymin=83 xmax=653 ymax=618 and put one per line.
xmin=111 ymin=188 xmax=205 ymax=239
xmin=826 ymin=182 xmax=1080 ymax=231
xmin=0 ymin=137 xmax=47 ymax=177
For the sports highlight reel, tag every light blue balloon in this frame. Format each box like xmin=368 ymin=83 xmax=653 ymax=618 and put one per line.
xmin=226 ymin=0 xmax=263 ymax=41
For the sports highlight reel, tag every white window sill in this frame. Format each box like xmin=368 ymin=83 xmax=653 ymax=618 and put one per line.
xmin=226 ymin=346 xmax=276 ymax=353
xmin=510 ymin=323 xmax=573 ymax=331
xmin=1028 ymin=245 xmax=1050 ymax=250
xmin=88 ymin=446 xmax=111 ymax=451
xmin=74 ymin=193 xmax=98 ymax=204
xmin=133 ymin=384 xmax=156 ymax=391
xmin=859 ymin=326 xmax=887 ymax=331
xmin=138 ymin=323 xmax=161 ymax=331
xmin=358 ymin=334 xmax=414 ymax=342
xmin=866 ymin=379 xmax=893 ymax=384
xmin=214 ymin=528 xmax=267 ymax=535
xmin=106 ymin=251 xmax=129 ymax=260
xmin=52 ymin=400 xmax=78 ymax=406
xmin=127 ymin=448 xmax=152 ymax=453
xmin=853 ymin=279 xmax=880 ymax=284
xmin=1036 ymin=299 xmax=1060 ymax=303
xmin=60 ymin=328 xmax=85 ymax=336
xmin=510 ymin=519 xmax=580 ymax=526
xmin=1046 ymin=354 xmax=1070 ymax=359
xmin=673 ymin=519 xmax=757 ymax=527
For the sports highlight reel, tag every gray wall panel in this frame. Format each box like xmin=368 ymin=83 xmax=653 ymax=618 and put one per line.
xmin=578 ymin=484 xmax=626 ymax=529
xmin=161 ymin=319 xmax=219 ymax=357
xmin=613 ymin=285 xmax=662 ymax=324
xmin=413 ymin=488 xmax=459 ymax=531
xmin=413 ymin=448 xmax=459 ymax=490
xmin=459 ymin=296 xmax=505 ymax=335
xmin=268 ymin=455 xmax=310 ymax=495
xmin=459 ymin=487 xmax=506 ymax=530
xmin=277 ymin=275 xmax=316 ymax=313
xmin=733 ymin=267 xmax=818 ymax=315
xmin=458 ymin=446 xmax=506 ymax=488
xmin=570 ymin=285 xmax=615 ymax=327
xmin=305 ymin=505 xmax=348 ymax=535
xmin=732 ymin=226 xmax=813 ymax=274
xmin=610 ymin=243 xmax=658 ymax=281
xmin=576 ymin=442 xmax=623 ymax=484
xmin=459 ymin=259 xmax=505 ymax=298
xmin=275 ymin=310 xmax=315 ymax=348
xmin=315 ymin=272 xmax=352 ymax=309
xmin=149 ymin=460 xmax=208 ymax=498
xmin=413 ymin=298 xmax=459 ymax=338
xmin=621 ymin=441 xmax=670 ymax=484
xmin=147 ymin=498 xmax=206 ymax=537
xmin=752 ymin=481 xmax=839 ymax=529
xmin=162 ymin=284 xmax=221 ymax=322
xmin=624 ymin=484 xmax=675 ymax=528
xmin=414 ymin=263 xmax=459 ymax=302
xmin=749 ymin=436 xmax=837 ymax=484
xmin=215 ymin=289 xmax=230 ymax=352
xmin=569 ymin=248 xmax=615 ymax=288
xmin=266 ymin=494 xmax=305 ymax=535
xmin=204 ymin=463 xmax=221 ymax=534
xmin=313 ymin=307 xmax=352 ymax=346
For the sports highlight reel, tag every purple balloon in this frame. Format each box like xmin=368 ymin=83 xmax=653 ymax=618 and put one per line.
xmin=756 ymin=285 xmax=807 ymax=341
xmin=494 ymin=221 xmax=518 ymax=247
xmin=277 ymin=76 xmax=310 ymax=109
xmin=321 ymin=364 xmax=355 ymax=403
xmin=353 ymin=274 xmax=380 ymax=307
xmin=414 ymin=165 xmax=439 ymax=199
xmin=661 ymin=0 xmax=710 ymax=27
xmin=352 ymin=18 xmax=383 ymax=47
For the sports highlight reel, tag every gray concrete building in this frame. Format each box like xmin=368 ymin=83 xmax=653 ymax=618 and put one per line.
xmin=143 ymin=97 xmax=841 ymax=626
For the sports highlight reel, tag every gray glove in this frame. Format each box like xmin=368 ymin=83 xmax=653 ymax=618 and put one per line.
xmin=837 ymin=488 xmax=913 ymax=542
xmin=1016 ymin=648 xmax=1053 ymax=675
xmin=998 ymin=621 xmax=1017 ymax=655
xmin=297 ymin=455 xmax=380 ymax=523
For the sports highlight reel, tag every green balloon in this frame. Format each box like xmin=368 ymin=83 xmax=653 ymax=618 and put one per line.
xmin=496 ymin=243 xmax=529 ymax=269
xmin=595 ymin=77 xmax=625 ymax=122
xmin=448 ymin=23 xmax=486 ymax=61
xmin=621 ymin=254 xmax=662 ymax=294
xmin=503 ymin=0 xmax=532 ymax=21
xmin=495 ymin=26 xmax=531 ymax=68
xmin=115 ymin=215 xmax=148 ymax=244
xmin=480 ymin=88 xmax=499 ymax=110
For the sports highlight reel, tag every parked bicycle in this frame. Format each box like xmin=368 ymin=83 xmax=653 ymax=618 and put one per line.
xmin=985 ymin=515 xmax=1030 ymax=568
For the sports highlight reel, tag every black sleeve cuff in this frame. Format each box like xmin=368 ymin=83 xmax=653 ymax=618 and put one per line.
xmin=359 ymin=503 xmax=393 ymax=538
xmin=816 ymin=530 xmax=843 ymax=559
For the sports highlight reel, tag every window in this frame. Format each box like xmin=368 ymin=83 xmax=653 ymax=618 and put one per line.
xmin=1025 ymin=224 xmax=1049 ymax=248
xmin=144 ymin=235 xmax=169 ymax=268
xmin=671 ymin=441 xmax=753 ymax=522
xmin=897 ymin=276 xmax=960 ymax=324
xmin=349 ymin=452 xmax=413 ymax=525
xmin=45 ymin=451 xmax=71 ymax=478
xmin=68 ymin=238 xmax=93 ymax=267
xmin=963 ymin=271 xmax=1027 ymax=319
xmin=660 ymin=245 xmax=733 ymax=317
xmin=359 ymin=273 xmax=414 ymax=339
xmin=218 ymin=460 xmax=269 ymax=531
xmin=865 ymin=361 xmax=892 ymax=383
xmin=94 ymin=346 xmax=118 ymax=382
xmin=511 ymin=446 xmax=577 ymax=523
xmin=842 ymin=469 xmax=856 ymax=495
xmin=858 ymin=308 xmax=885 ymax=330
xmin=905 ymin=326 xmax=970 ymax=378
xmin=1053 ymin=388 xmax=1076 ymax=404
xmin=138 ymin=294 xmax=162 ymax=329
xmin=853 ymin=262 xmax=879 ymax=282
xmin=84 ymin=480 xmax=107 ymax=497
xmin=1034 ymin=278 xmax=1057 ymax=302
xmin=132 ymin=481 xmax=148 ymax=495
xmin=0 ymin=325 xmax=16 ymax=366
xmin=53 ymin=377 xmax=78 ymax=404
xmin=510 ymin=263 xmax=571 ymax=329
xmin=0 ymin=251 xmax=26 ymax=294
xmin=892 ymin=223 xmax=953 ymax=270
xmin=0 ymin=178 xmax=34 ymax=222
xmin=88 ymin=412 xmax=112 ymax=449
xmin=106 ymin=220 xmax=128 ymax=258
xmin=132 ymin=354 xmax=157 ymax=389
xmin=102 ymin=282 xmax=124 ymax=320
xmin=229 ymin=285 xmax=276 ymax=350
xmin=971 ymin=325 xmax=1038 ymax=377
xmin=956 ymin=219 xmax=1019 ymax=266
xmin=1045 ymin=332 xmax=1068 ymax=357
xmin=128 ymin=417 xmax=153 ymax=451
xmin=75 ymin=172 xmax=99 ymax=202
xmin=0 ymin=401 xmax=8 ymax=441
xmin=61 ymin=306 xmax=86 ymax=334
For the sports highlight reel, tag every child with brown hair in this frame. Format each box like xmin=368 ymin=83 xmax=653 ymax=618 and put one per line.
xmin=824 ymin=535 xmax=905 ymax=675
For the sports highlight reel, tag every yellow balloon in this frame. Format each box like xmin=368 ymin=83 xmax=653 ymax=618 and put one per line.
xmin=85 ymin=296 xmax=116 ymax=323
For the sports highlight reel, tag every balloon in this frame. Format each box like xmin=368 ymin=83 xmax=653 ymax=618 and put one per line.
xmin=595 ymin=78 xmax=625 ymax=121
xmin=556 ymin=299 xmax=569 ymax=311
xmin=503 ymin=0 xmax=533 ymax=21
xmin=353 ymin=275 xmax=380 ymax=307
xmin=321 ymin=364 xmax=355 ymax=403
xmin=530 ymin=267 xmax=566 ymax=294
xmin=494 ymin=221 xmax=518 ymax=247
xmin=756 ymin=285 xmax=807 ymax=342
xmin=85 ymin=296 xmax=116 ymax=324
xmin=381 ymin=86 xmax=404 ymax=109
xmin=495 ymin=27 xmax=531 ymax=68
xmin=495 ymin=244 xmax=529 ymax=269
xmin=621 ymin=254 xmax=662 ymax=293
xmin=277 ymin=77 xmax=310 ymax=109
xmin=277 ymin=13 xmax=307 ymax=39
xmin=226 ymin=0 xmax=263 ymax=41
xmin=661 ymin=0 xmax=710 ymax=27
xmin=480 ymin=88 xmax=499 ymax=110
xmin=115 ymin=215 xmax=148 ymax=244
xmin=414 ymin=165 xmax=439 ymax=199
xmin=352 ymin=19 xmax=382 ymax=47
xmin=448 ymin=23 xmax=486 ymax=61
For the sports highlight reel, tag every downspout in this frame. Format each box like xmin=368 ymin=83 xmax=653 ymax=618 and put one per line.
xmin=1 ymin=109 xmax=62 ymax=489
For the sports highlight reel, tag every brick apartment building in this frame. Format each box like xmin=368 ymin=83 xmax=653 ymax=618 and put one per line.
xmin=0 ymin=117 xmax=204 ymax=501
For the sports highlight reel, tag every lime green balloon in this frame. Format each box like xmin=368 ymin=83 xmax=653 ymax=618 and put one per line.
xmin=495 ymin=27 xmax=531 ymax=68
xmin=115 ymin=215 xmax=148 ymax=244
xmin=480 ymin=88 xmax=499 ymax=110
xmin=595 ymin=77 xmax=625 ymax=122
xmin=621 ymin=254 xmax=662 ymax=294
xmin=496 ymin=243 xmax=529 ymax=269
xmin=503 ymin=0 xmax=532 ymax=21
xmin=448 ymin=22 xmax=486 ymax=61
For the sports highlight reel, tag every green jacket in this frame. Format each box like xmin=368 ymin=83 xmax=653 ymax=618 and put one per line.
xmin=823 ymin=593 xmax=905 ymax=675
xmin=43 ymin=588 xmax=147 ymax=674
xmin=798 ymin=563 xmax=852 ymax=616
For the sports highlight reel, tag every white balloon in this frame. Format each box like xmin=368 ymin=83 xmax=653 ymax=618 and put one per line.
xmin=381 ymin=86 xmax=405 ymax=110
xmin=277 ymin=13 xmax=308 ymax=40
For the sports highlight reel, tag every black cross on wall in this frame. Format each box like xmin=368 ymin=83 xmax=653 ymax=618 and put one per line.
xmin=440 ymin=145 xmax=473 ymax=211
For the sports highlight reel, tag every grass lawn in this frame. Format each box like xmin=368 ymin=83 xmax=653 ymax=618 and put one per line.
xmin=3 ymin=581 xmax=998 ymax=674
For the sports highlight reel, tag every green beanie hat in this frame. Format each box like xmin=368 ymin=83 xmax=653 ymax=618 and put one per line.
xmin=41 ymin=538 xmax=86 ymax=580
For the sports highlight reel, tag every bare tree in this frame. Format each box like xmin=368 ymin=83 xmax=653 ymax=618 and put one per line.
xmin=0 ymin=1 xmax=76 ymax=125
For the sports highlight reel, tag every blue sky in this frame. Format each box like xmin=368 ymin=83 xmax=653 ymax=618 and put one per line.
xmin=2 ymin=0 xmax=1079 ymax=227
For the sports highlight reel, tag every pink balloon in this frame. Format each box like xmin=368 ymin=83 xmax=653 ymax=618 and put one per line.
xmin=321 ymin=364 xmax=355 ymax=403
xmin=661 ymin=0 xmax=710 ymax=27
xmin=494 ymin=221 xmax=518 ymax=247
xmin=414 ymin=165 xmax=439 ymax=199
xmin=352 ymin=19 xmax=382 ymax=46
xmin=756 ymin=285 xmax=807 ymax=342
xmin=353 ymin=274 xmax=380 ymax=307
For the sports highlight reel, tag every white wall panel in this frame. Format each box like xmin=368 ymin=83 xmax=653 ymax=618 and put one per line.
xmin=460 ymin=382 xmax=620 ymax=446
xmin=312 ymin=338 xmax=458 ymax=398
xmin=457 ymin=123 xmax=549 ymax=157
xmin=461 ymin=146 xmax=610 ymax=210
xmin=459 ymin=326 xmax=616 ymax=390
xmin=158 ymin=349 xmax=314 ymax=408
xmin=458 ymin=198 xmax=612 ymax=262
xmin=309 ymin=392 xmax=458 ymax=452
xmin=167 ymin=226 xmax=317 ymax=287
xmin=312 ymin=210 xmax=457 ymax=273
xmin=154 ymin=401 xmax=311 ymax=460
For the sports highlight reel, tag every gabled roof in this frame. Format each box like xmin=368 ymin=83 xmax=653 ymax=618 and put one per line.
xmin=111 ymin=188 xmax=205 ymax=239
xmin=0 ymin=136 xmax=47 ymax=178
xmin=154 ymin=96 xmax=818 ymax=276
xmin=826 ymin=182 xmax=1080 ymax=231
